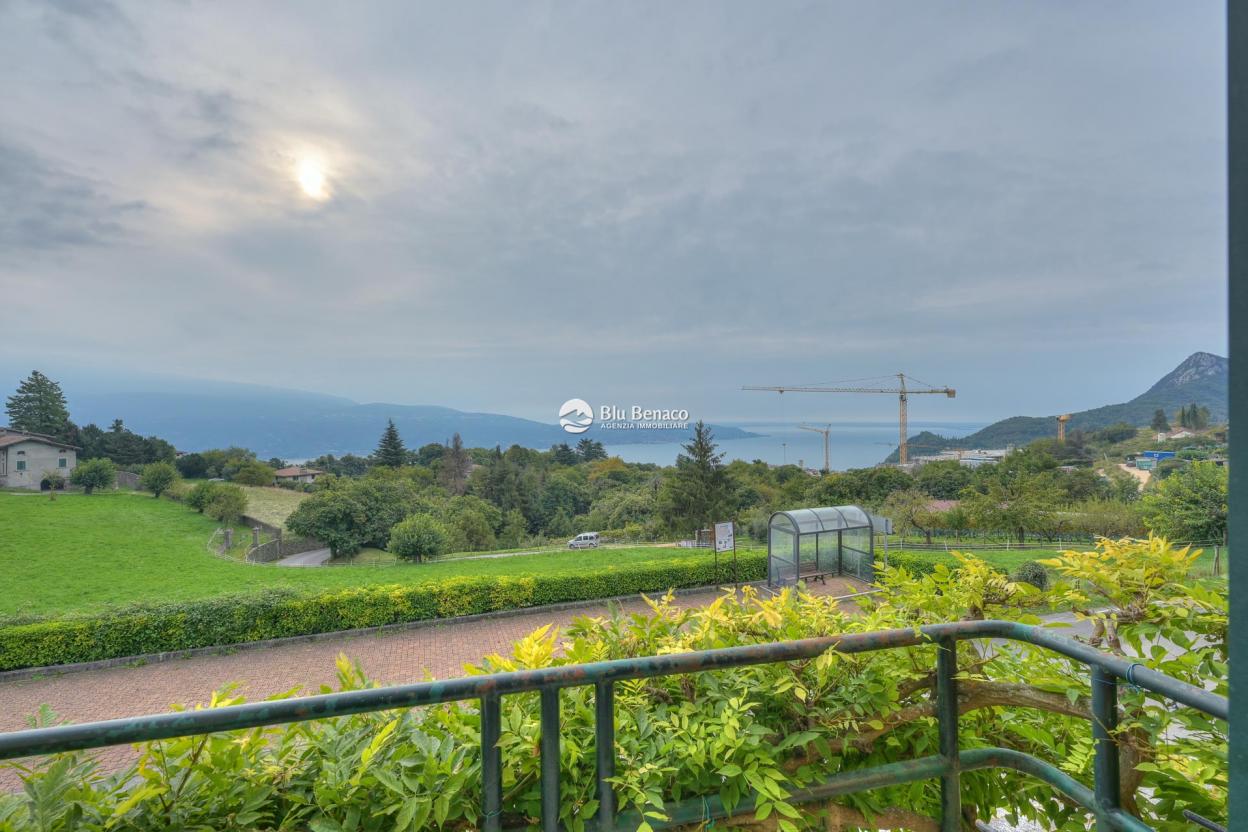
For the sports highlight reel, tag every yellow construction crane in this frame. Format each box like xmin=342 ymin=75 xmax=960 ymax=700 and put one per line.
xmin=798 ymin=423 xmax=832 ymax=472
xmin=743 ymin=373 xmax=956 ymax=465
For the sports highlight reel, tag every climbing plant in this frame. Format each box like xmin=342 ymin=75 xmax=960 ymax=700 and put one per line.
xmin=0 ymin=538 xmax=1226 ymax=831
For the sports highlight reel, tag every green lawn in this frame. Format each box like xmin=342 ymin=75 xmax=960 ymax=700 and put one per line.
xmin=887 ymin=544 xmax=1226 ymax=579
xmin=0 ymin=493 xmax=747 ymax=619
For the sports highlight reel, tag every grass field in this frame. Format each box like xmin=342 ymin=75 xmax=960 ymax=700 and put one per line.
xmin=887 ymin=543 xmax=1226 ymax=579
xmin=0 ymin=493 xmax=748 ymax=619
xmin=234 ymin=485 xmax=309 ymax=529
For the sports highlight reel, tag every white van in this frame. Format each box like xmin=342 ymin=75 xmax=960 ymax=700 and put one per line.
xmin=568 ymin=532 xmax=601 ymax=549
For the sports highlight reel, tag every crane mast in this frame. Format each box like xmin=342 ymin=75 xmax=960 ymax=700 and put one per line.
xmin=797 ymin=423 xmax=832 ymax=472
xmin=743 ymin=373 xmax=956 ymax=465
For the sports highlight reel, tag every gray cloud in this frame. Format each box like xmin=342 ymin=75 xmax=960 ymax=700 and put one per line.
xmin=0 ymin=1 xmax=1227 ymax=423
xmin=0 ymin=141 xmax=147 ymax=252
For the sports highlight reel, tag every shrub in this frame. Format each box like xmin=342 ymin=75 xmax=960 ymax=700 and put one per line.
xmin=205 ymin=484 xmax=248 ymax=524
xmin=230 ymin=460 xmax=276 ymax=486
xmin=139 ymin=462 xmax=178 ymax=498
xmin=388 ymin=515 xmax=449 ymax=562
xmin=39 ymin=470 xmax=65 ymax=498
xmin=70 ymin=458 xmax=116 ymax=494
xmin=2 ymin=542 xmax=1226 ymax=832
xmin=1011 ymin=560 xmax=1050 ymax=590
xmin=0 ymin=551 xmax=767 ymax=671
xmin=184 ymin=480 xmax=222 ymax=513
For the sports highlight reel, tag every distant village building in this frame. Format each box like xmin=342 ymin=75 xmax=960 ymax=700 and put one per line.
xmin=273 ymin=466 xmax=324 ymax=485
xmin=0 ymin=427 xmax=78 ymax=490
xmin=1157 ymin=428 xmax=1196 ymax=441
xmin=911 ymin=448 xmax=1011 ymax=469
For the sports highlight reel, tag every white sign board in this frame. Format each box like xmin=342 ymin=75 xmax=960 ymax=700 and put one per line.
xmin=714 ymin=521 xmax=735 ymax=553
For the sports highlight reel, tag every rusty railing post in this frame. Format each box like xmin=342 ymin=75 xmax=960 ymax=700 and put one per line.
xmin=541 ymin=688 xmax=561 ymax=832
xmin=595 ymin=681 xmax=617 ymax=831
xmin=936 ymin=636 xmax=961 ymax=832
xmin=1091 ymin=667 xmax=1120 ymax=830
xmin=481 ymin=693 xmax=502 ymax=832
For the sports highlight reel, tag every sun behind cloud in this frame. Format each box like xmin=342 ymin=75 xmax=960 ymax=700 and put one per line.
xmin=296 ymin=156 xmax=330 ymax=201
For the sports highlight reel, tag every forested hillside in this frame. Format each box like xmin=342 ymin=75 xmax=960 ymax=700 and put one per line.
xmin=890 ymin=352 xmax=1227 ymax=458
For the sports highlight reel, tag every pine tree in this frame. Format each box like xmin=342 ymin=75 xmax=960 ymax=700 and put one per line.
xmin=575 ymin=437 xmax=607 ymax=462
xmin=374 ymin=419 xmax=407 ymax=467
xmin=658 ymin=421 xmax=733 ymax=534
xmin=1151 ymin=408 xmax=1170 ymax=433
xmin=5 ymin=370 xmax=70 ymax=437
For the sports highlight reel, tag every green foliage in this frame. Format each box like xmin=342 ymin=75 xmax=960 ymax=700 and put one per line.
xmin=284 ymin=474 xmax=419 ymax=555
xmin=575 ymin=436 xmax=607 ymax=462
xmin=2 ymin=541 xmax=1225 ymax=832
xmin=185 ymin=480 xmax=222 ymax=513
xmin=1151 ymin=408 xmax=1170 ymax=433
xmin=658 ymin=421 xmax=733 ymax=534
xmin=139 ymin=462 xmax=178 ymax=498
xmin=205 ymin=484 xmax=248 ymax=525
xmin=87 ymin=419 xmax=175 ymax=467
xmin=229 ymin=460 xmax=276 ymax=486
xmin=1010 ymin=560 xmax=1049 ymax=590
xmin=39 ymin=469 xmax=66 ymax=495
xmin=286 ymin=488 xmax=369 ymax=556
xmin=1140 ymin=463 xmax=1228 ymax=544
xmin=4 ymin=370 xmax=70 ymax=437
xmin=69 ymin=458 xmax=116 ymax=495
xmin=913 ymin=459 xmax=973 ymax=498
xmin=880 ymin=488 xmax=937 ymax=543
xmin=960 ymin=470 xmax=1063 ymax=543
xmin=374 ymin=418 xmax=407 ymax=467
xmin=388 ymin=514 xmax=448 ymax=562
xmin=1092 ymin=421 xmax=1138 ymax=444
xmin=174 ymin=452 xmax=209 ymax=478
xmin=0 ymin=551 xmax=766 ymax=670
xmin=438 ymin=433 xmax=470 ymax=495
xmin=806 ymin=466 xmax=913 ymax=509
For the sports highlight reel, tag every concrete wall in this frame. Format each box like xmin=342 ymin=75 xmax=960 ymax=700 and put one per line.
xmin=0 ymin=440 xmax=77 ymax=489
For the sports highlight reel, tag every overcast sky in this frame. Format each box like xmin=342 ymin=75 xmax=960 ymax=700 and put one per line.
xmin=0 ymin=1 xmax=1226 ymax=425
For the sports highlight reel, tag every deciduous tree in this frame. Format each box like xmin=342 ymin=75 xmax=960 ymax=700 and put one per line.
xmin=139 ymin=461 xmax=178 ymax=498
xmin=388 ymin=514 xmax=448 ymax=562
xmin=1140 ymin=462 xmax=1227 ymax=544
xmin=439 ymin=433 xmax=470 ymax=495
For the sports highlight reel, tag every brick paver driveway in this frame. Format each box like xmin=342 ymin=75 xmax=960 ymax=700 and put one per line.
xmin=0 ymin=579 xmax=866 ymax=785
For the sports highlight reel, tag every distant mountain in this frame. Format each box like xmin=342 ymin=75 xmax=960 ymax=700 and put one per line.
xmin=887 ymin=352 xmax=1228 ymax=460
xmin=60 ymin=382 xmax=757 ymax=459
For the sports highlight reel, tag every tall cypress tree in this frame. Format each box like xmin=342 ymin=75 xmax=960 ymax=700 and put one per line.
xmin=5 ymin=370 xmax=70 ymax=437
xmin=375 ymin=419 xmax=407 ymax=467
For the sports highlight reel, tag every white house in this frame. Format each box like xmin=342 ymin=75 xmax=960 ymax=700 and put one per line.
xmin=0 ymin=427 xmax=78 ymax=490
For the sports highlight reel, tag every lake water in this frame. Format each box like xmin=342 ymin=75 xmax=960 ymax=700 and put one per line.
xmin=605 ymin=420 xmax=987 ymax=470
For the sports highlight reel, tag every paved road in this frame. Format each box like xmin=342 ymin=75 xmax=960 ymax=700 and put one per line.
xmin=274 ymin=547 xmax=332 ymax=566
xmin=0 ymin=578 xmax=864 ymax=785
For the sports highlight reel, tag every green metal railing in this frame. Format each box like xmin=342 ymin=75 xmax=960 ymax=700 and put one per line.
xmin=0 ymin=620 xmax=1227 ymax=831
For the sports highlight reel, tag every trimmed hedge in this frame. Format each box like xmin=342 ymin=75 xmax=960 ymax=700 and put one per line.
xmin=0 ymin=552 xmax=766 ymax=671
xmin=883 ymin=550 xmax=946 ymax=576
